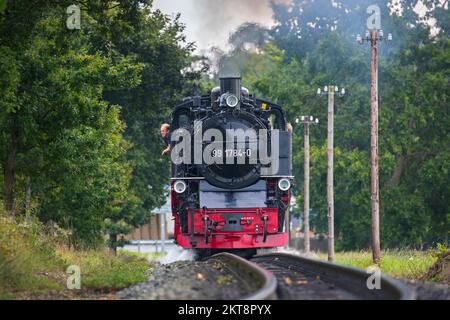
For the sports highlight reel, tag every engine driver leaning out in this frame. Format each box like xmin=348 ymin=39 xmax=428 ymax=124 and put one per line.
xmin=160 ymin=123 xmax=171 ymax=156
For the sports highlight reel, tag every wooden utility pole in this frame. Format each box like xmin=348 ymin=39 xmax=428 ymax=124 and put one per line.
xmin=287 ymin=205 xmax=291 ymax=246
xmin=304 ymin=121 xmax=310 ymax=254
xmin=295 ymin=115 xmax=318 ymax=255
xmin=327 ymin=87 xmax=335 ymax=263
xmin=370 ymin=30 xmax=381 ymax=263
xmin=357 ymin=28 xmax=391 ymax=264
xmin=318 ymin=86 xmax=344 ymax=262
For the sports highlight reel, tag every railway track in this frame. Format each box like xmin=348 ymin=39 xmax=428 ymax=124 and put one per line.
xmin=210 ymin=252 xmax=415 ymax=300
xmin=209 ymin=253 xmax=277 ymax=300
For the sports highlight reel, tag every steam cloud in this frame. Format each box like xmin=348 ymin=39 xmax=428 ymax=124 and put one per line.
xmin=154 ymin=0 xmax=292 ymax=51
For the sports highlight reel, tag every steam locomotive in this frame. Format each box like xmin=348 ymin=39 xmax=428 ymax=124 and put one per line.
xmin=170 ymin=77 xmax=292 ymax=257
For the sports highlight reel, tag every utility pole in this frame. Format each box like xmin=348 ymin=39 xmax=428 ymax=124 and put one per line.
xmin=318 ymin=86 xmax=345 ymax=262
xmin=295 ymin=115 xmax=319 ymax=255
xmin=357 ymin=29 xmax=392 ymax=264
xmin=161 ymin=211 xmax=166 ymax=254
xmin=287 ymin=196 xmax=295 ymax=248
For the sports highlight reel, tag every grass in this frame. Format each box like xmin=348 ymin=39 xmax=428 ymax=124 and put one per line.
xmin=317 ymin=250 xmax=437 ymax=280
xmin=116 ymin=247 xmax=166 ymax=260
xmin=0 ymin=211 xmax=150 ymax=299
xmin=58 ymin=248 xmax=150 ymax=291
xmin=147 ymin=251 xmax=168 ymax=260
xmin=0 ymin=214 xmax=66 ymax=298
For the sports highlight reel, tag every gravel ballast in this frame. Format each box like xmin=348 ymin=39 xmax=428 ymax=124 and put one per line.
xmin=404 ymin=280 xmax=450 ymax=300
xmin=116 ymin=259 xmax=253 ymax=300
xmin=116 ymin=250 xmax=450 ymax=300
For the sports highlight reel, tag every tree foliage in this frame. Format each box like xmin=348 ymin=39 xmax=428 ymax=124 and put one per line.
xmin=0 ymin=0 xmax=192 ymax=247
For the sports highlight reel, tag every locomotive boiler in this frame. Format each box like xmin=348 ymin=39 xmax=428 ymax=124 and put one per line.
xmin=170 ymin=77 xmax=292 ymax=257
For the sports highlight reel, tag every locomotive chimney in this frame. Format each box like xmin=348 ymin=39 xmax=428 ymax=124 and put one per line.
xmin=220 ymin=77 xmax=242 ymax=100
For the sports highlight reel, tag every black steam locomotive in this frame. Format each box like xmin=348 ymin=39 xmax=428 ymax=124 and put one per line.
xmin=170 ymin=77 xmax=292 ymax=256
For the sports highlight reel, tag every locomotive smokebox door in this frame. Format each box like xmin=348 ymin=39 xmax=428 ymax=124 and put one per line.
xmin=221 ymin=213 xmax=244 ymax=231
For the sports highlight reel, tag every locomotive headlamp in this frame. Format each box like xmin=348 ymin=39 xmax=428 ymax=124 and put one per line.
xmin=278 ymin=178 xmax=291 ymax=192
xmin=225 ymin=94 xmax=239 ymax=108
xmin=174 ymin=180 xmax=187 ymax=194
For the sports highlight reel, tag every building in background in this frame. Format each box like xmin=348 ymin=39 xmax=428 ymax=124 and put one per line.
xmin=126 ymin=195 xmax=174 ymax=241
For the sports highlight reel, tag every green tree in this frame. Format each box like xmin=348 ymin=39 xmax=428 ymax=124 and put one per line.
xmin=97 ymin=2 xmax=193 ymax=225
xmin=380 ymin=37 xmax=450 ymax=247
xmin=0 ymin=1 xmax=192 ymax=247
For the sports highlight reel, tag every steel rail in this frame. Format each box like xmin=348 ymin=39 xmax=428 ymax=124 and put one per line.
xmin=210 ymin=253 xmax=277 ymax=300
xmin=252 ymin=253 xmax=415 ymax=300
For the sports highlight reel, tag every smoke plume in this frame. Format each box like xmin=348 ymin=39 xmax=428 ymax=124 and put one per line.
xmin=154 ymin=0 xmax=292 ymax=51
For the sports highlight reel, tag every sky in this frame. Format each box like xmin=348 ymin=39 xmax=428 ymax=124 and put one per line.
xmin=153 ymin=0 xmax=292 ymax=52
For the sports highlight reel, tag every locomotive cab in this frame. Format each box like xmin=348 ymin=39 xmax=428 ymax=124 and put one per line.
xmin=170 ymin=77 xmax=291 ymax=255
